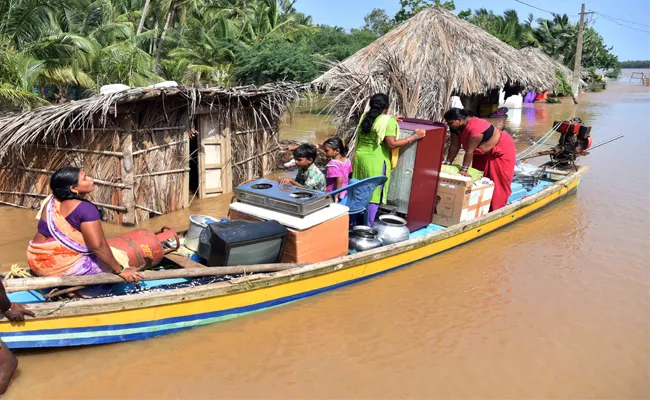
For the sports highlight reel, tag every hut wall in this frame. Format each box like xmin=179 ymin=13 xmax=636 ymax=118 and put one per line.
xmin=0 ymin=102 xmax=192 ymax=225
xmin=229 ymin=106 xmax=281 ymax=186
xmin=0 ymin=120 xmax=127 ymax=222
xmin=0 ymin=84 xmax=299 ymax=224
xmin=129 ymin=98 xmax=192 ymax=223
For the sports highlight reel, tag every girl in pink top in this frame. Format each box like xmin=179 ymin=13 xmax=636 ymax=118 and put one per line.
xmin=322 ymin=137 xmax=353 ymax=203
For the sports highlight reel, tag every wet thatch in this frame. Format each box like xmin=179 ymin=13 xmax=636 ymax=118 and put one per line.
xmin=519 ymin=47 xmax=574 ymax=83
xmin=0 ymin=83 xmax=302 ymax=224
xmin=314 ymin=7 xmax=559 ymax=142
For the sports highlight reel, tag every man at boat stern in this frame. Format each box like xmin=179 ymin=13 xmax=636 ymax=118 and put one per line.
xmin=0 ymin=278 xmax=35 ymax=395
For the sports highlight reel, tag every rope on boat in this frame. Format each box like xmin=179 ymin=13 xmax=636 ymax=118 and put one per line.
xmin=44 ymin=286 xmax=87 ymax=301
xmin=4 ymin=264 xmax=33 ymax=280
xmin=516 ymin=120 xmax=566 ymax=161
xmin=45 ymin=299 xmax=77 ymax=315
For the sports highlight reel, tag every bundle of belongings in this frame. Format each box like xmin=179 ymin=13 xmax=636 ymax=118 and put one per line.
xmin=513 ymin=162 xmax=543 ymax=188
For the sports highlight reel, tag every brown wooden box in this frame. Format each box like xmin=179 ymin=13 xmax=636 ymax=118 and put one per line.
xmin=228 ymin=209 xmax=349 ymax=264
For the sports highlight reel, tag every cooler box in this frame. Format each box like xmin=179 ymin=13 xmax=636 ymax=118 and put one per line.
xmin=229 ymin=202 xmax=349 ymax=264
xmin=431 ymin=173 xmax=495 ymax=227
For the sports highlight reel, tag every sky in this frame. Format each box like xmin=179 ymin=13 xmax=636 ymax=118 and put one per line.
xmin=294 ymin=0 xmax=650 ymax=61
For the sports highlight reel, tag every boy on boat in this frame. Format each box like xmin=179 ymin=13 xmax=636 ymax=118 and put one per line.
xmin=279 ymin=143 xmax=326 ymax=191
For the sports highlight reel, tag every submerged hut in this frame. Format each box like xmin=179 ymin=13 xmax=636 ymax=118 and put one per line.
xmin=314 ymin=8 xmax=559 ymax=140
xmin=0 ymin=83 xmax=301 ymax=225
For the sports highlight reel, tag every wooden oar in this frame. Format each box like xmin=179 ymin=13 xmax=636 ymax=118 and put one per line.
xmin=4 ymin=263 xmax=301 ymax=293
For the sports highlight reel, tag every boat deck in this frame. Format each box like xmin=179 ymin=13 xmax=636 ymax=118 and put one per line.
xmin=0 ymin=166 xmax=587 ymax=349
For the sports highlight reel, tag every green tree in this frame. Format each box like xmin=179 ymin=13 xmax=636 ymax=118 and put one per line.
xmin=394 ymin=0 xmax=455 ymax=24
xmin=363 ymin=8 xmax=392 ymax=36
xmin=232 ymin=37 xmax=321 ymax=84
xmin=526 ymin=14 xmax=619 ymax=70
xmin=464 ymin=9 xmax=530 ymax=48
xmin=620 ymin=60 xmax=650 ymax=68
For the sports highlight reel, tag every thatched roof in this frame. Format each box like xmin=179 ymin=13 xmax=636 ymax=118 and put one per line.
xmin=314 ymin=8 xmax=559 ymax=140
xmin=519 ymin=47 xmax=573 ymax=80
xmin=0 ymin=82 xmax=303 ymax=162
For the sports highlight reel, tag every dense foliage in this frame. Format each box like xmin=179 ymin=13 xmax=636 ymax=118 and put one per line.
xmin=0 ymin=0 xmax=622 ymax=109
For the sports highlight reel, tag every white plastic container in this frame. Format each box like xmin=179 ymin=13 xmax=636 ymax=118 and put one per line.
xmin=184 ymin=214 xmax=219 ymax=252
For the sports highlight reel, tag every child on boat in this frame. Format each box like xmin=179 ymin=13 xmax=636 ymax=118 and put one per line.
xmin=322 ymin=137 xmax=352 ymax=202
xmin=279 ymin=143 xmax=326 ymax=191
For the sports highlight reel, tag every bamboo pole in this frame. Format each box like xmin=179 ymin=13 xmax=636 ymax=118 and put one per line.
xmin=0 ymin=200 xmax=29 ymax=209
xmin=4 ymin=264 xmax=301 ymax=292
xmin=0 ymin=191 xmax=125 ymax=210
xmin=132 ymin=139 xmax=188 ymax=156
xmin=93 ymin=202 xmax=128 ymax=211
xmin=134 ymin=168 xmax=190 ymax=178
xmin=0 ymin=191 xmax=47 ymax=198
xmin=70 ymin=128 xmax=124 ymax=132
xmin=233 ymin=127 xmax=272 ymax=135
xmin=27 ymin=145 xmax=124 ymax=157
xmin=132 ymin=126 xmax=187 ymax=132
xmin=135 ymin=204 xmax=162 ymax=215
xmin=233 ymin=146 xmax=279 ymax=167
xmin=120 ymin=116 xmax=136 ymax=224
xmin=10 ymin=167 xmax=129 ymax=188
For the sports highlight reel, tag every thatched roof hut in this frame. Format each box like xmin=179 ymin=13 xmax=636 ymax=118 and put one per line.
xmin=0 ymin=83 xmax=302 ymax=225
xmin=314 ymin=7 xmax=559 ymax=140
xmin=519 ymin=47 xmax=573 ymax=81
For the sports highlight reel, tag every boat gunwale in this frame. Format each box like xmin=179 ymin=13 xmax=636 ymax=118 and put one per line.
xmin=2 ymin=166 xmax=588 ymax=320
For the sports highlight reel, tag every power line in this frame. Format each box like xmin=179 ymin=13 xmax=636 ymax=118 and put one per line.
xmin=514 ymin=0 xmax=578 ymax=17
xmin=514 ymin=1 xmax=650 ymax=35
xmin=593 ymin=11 xmax=650 ymax=34
xmin=594 ymin=12 xmax=650 ymax=28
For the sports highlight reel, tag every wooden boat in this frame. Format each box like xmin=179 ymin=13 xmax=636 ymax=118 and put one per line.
xmin=0 ymin=166 xmax=588 ymax=349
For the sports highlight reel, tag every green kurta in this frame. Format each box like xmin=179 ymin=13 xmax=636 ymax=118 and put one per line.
xmin=352 ymin=115 xmax=398 ymax=204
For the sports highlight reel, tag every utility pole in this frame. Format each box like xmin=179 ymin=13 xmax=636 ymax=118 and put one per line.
xmin=572 ymin=3 xmax=593 ymax=103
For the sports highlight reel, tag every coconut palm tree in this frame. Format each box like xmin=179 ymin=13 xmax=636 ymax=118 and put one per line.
xmin=525 ymin=14 xmax=576 ymax=66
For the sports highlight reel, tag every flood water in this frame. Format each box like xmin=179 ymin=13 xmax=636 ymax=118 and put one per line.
xmin=2 ymin=78 xmax=649 ymax=399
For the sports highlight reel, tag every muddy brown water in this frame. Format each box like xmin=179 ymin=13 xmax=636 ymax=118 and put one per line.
xmin=1 ymin=80 xmax=649 ymax=399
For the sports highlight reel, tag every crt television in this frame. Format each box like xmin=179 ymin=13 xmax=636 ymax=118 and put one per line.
xmin=197 ymin=220 xmax=288 ymax=267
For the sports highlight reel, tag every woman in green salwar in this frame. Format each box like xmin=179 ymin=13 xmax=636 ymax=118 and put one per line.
xmin=352 ymin=93 xmax=425 ymax=225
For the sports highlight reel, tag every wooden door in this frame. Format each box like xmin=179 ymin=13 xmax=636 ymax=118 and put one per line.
xmin=198 ymin=116 xmax=232 ymax=198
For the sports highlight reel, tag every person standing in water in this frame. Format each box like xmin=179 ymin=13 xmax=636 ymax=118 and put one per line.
xmin=443 ymin=108 xmax=516 ymax=211
xmin=0 ymin=280 xmax=35 ymax=395
xmin=352 ymin=93 xmax=425 ymax=225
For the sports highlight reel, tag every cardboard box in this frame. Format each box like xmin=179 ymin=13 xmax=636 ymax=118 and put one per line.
xmin=431 ymin=173 xmax=494 ymax=227
xmin=228 ymin=209 xmax=349 ymax=264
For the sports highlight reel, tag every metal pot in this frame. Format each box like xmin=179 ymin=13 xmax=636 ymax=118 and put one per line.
xmin=373 ymin=215 xmax=410 ymax=245
xmin=185 ymin=214 xmax=219 ymax=252
xmin=349 ymin=226 xmax=383 ymax=252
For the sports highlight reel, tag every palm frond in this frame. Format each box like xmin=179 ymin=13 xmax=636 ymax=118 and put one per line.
xmin=0 ymin=84 xmax=48 ymax=108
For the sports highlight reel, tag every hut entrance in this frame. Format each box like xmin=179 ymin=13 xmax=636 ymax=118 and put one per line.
xmin=189 ymin=130 xmax=200 ymax=197
xmin=197 ymin=116 xmax=233 ymax=198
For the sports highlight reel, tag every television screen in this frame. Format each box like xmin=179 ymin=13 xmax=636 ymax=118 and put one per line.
xmin=227 ymin=238 xmax=284 ymax=266
xmin=197 ymin=219 xmax=288 ymax=266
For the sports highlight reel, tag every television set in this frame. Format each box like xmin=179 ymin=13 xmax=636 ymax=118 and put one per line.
xmin=196 ymin=220 xmax=288 ymax=267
